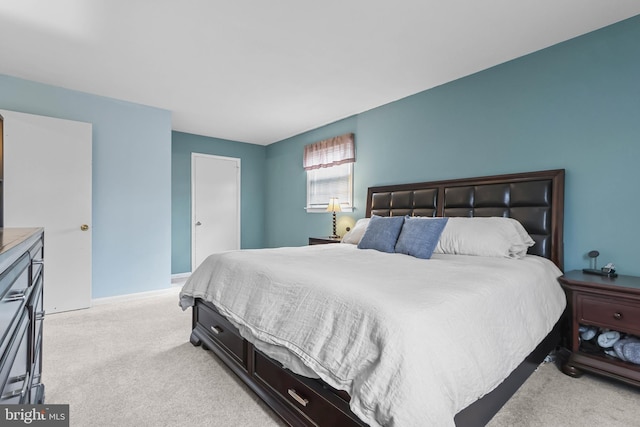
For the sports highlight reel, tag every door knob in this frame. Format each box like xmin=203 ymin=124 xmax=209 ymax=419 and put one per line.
xmin=80 ymin=224 xmax=89 ymax=231
xmin=195 ymin=221 xmax=202 ymax=226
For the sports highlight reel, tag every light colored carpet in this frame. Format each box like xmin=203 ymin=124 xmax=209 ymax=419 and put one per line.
xmin=44 ymin=288 xmax=284 ymax=427
xmin=44 ymin=289 xmax=640 ymax=427
xmin=488 ymin=360 xmax=640 ymax=427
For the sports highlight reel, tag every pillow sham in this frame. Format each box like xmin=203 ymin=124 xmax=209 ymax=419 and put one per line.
xmin=341 ymin=218 xmax=370 ymax=244
xmin=357 ymin=215 xmax=405 ymax=253
xmin=433 ymin=217 xmax=535 ymax=259
xmin=395 ymin=217 xmax=449 ymax=259
xmin=507 ymin=217 xmax=536 ymax=247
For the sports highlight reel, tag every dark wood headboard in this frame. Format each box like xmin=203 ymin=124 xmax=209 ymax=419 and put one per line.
xmin=365 ymin=169 xmax=565 ymax=270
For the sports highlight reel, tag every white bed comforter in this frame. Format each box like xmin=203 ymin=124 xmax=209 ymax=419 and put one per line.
xmin=179 ymin=244 xmax=566 ymax=427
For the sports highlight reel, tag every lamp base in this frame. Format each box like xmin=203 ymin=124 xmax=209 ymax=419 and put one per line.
xmin=330 ymin=212 xmax=339 ymax=240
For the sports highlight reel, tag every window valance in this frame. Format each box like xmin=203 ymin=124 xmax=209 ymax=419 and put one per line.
xmin=303 ymin=133 xmax=355 ymax=171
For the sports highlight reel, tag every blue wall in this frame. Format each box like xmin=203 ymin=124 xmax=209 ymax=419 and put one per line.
xmin=0 ymin=74 xmax=172 ymax=298
xmin=265 ymin=116 xmax=358 ymax=246
xmin=5 ymin=14 xmax=638 ymax=289
xmin=265 ymin=15 xmax=640 ymax=276
xmin=172 ymin=131 xmax=266 ymax=274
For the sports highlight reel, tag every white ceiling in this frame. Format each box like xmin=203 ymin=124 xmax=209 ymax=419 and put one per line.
xmin=1 ymin=1 xmax=639 ymax=145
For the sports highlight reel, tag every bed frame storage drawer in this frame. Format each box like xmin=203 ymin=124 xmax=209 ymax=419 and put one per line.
xmin=194 ymin=303 xmax=246 ymax=367
xmin=253 ymin=351 xmax=362 ymax=427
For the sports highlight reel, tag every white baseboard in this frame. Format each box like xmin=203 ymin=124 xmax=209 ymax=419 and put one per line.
xmin=90 ymin=274 xmax=190 ymax=307
xmin=91 ymin=285 xmax=181 ymax=307
xmin=171 ymin=272 xmax=191 ymax=283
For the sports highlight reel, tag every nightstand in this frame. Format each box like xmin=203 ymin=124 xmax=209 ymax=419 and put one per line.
xmin=559 ymin=270 xmax=640 ymax=387
xmin=308 ymin=237 xmax=342 ymax=245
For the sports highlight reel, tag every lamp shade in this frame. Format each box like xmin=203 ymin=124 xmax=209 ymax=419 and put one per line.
xmin=326 ymin=198 xmax=342 ymax=213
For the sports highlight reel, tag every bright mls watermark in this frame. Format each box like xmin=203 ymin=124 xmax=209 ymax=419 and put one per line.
xmin=1 ymin=405 xmax=69 ymax=426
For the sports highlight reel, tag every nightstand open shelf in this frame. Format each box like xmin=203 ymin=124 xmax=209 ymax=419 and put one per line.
xmin=559 ymin=270 xmax=640 ymax=387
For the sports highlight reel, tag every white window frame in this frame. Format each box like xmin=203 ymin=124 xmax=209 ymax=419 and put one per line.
xmin=306 ymin=163 xmax=354 ymax=213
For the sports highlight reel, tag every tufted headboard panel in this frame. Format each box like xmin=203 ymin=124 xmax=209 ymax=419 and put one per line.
xmin=365 ymin=169 xmax=565 ymax=269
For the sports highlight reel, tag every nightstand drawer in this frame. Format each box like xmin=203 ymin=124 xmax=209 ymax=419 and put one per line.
xmin=578 ymin=295 xmax=640 ymax=335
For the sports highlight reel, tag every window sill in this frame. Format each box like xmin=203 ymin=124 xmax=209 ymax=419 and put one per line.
xmin=305 ymin=207 xmax=354 ymax=213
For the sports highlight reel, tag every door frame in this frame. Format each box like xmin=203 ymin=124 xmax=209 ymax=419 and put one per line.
xmin=190 ymin=152 xmax=241 ymax=271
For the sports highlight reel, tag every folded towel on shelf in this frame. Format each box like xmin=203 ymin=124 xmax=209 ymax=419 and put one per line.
xmin=613 ymin=338 xmax=640 ymax=361
xmin=597 ymin=331 xmax=620 ymax=348
xmin=579 ymin=325 xmax=597 ymax=341
xmin=622 ymin=342 xmax=640 ymax=365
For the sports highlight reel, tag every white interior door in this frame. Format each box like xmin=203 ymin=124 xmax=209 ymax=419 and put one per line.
xmin=192 ymin=153 xmax=240 ymax=270
xmin=1 ymin=109 xmax=92 ymax=313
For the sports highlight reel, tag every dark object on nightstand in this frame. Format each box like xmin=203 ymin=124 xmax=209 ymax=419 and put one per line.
xmin=582 ymin=250 xmax=617 ymax=277
xmin=308 ymin=237 xmax=342 ymax=245
xmin=559 ymin=270 xmax=640 ymax=387
xmin=582 ymin=268 xmax=618 ymax=278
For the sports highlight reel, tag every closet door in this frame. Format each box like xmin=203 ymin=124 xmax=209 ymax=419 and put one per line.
xmin=1 ymin=110 xmax=92 ymax=313
xmin=191 ymin=153 xmax=240 ymax=270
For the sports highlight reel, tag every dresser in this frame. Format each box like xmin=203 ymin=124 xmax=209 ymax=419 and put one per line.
xmin=0 ymin=228 xmax=45 ymax=404
xmin=559 ymin=270 xmax=640 ymax=386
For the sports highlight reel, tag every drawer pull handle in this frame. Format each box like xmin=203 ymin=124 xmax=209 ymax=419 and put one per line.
xmin=613 ymin=312 xmax=623 ymax=320
xmin=1 ymin=372 xmax=29 ymax=400
xmin=4 ymin=291 xmax=26 ymax=302
xmin=32 ymin=259 xmax=44 ymax=265
xmin=35 ymin=311 xmax=46 ymax=321
xmin=210 ymin=325 xmax=223 ymax=334
xmin=287 ymin=388 xmax=309 ymax=407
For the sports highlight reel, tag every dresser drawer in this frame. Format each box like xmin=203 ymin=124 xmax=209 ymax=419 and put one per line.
xmin=27 ymin=237 xmax=43 ymax=261
xmin=30 ymin=321 xmax=43 ymax=404
xmin=196 ymin=304 xmax=246 ymax=366
xmin=578 ymin=295 xmax=640 ymax=335
xmin=0 ymin=311 xmax=30 ymax=404
xmin=254 ymin=351 xmax=358 ymax=427
xmin=0 ymin=254 xmax=31 ymax=358
xmin=0 ymin=253 xmax=30 ymax=299
xmin=28 ymin=274 xmax=44 ymax=367
xmin=28 ymin=237 xmax=44 ymax=284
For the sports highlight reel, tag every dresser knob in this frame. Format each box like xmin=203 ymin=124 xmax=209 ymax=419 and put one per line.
xmin=613 ymin=312 xmax=623 ymax=320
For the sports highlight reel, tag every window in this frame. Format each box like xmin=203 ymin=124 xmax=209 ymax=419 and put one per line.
xmin=306 ymin=163 xmax=353 ymax=212
xmin=303 ymin=133 xmax=355 ymax=212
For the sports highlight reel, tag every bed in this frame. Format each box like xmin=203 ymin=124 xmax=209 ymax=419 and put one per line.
xmin=180 ymin=169 xmax=566 ymax=427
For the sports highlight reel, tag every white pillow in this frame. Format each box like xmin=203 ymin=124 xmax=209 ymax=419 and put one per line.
xmin=505 ymin=217 xmax=536 ymax=255
xmin=341 ymin=218 xmax=370 ymax=244
xmin=434 ymin=217 xmax=535 ymax=259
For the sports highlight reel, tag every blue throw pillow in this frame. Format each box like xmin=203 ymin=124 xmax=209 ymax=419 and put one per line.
xmin=357 ymin=215 xmax=405 ymax=253
xmin=395 ymin=217 xmax=449 ymax=259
